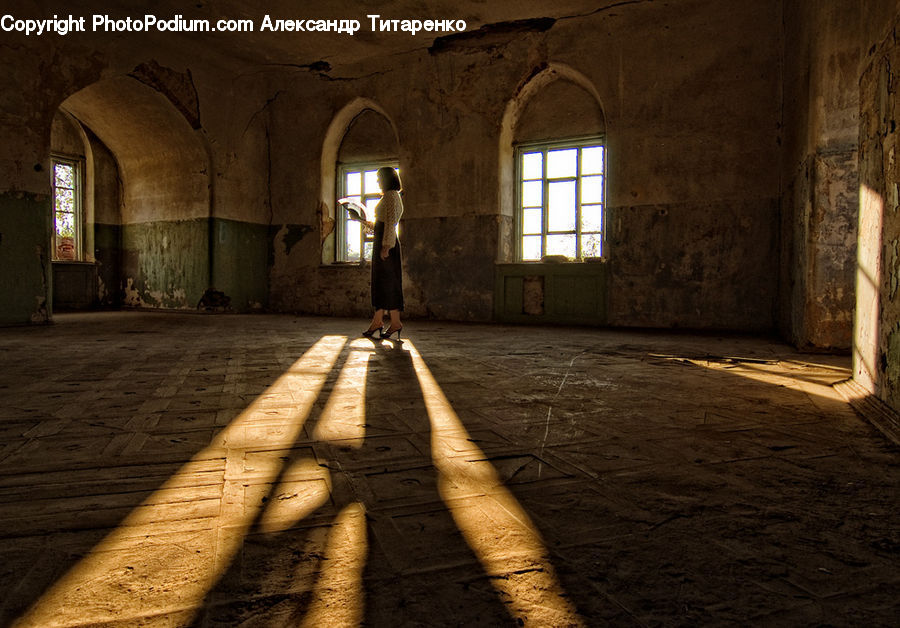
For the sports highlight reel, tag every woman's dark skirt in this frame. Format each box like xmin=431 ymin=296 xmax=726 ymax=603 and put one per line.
xmin=371 ymin=221 xmax=404 ymax=311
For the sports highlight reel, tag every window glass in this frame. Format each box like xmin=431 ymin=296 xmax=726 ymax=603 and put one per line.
xmin=515 ymin=139 xmax=605 ymax=261
xmin=52 ymin=158 xmax=80 ymax=261
xmin=522 ymin=181 xmax=542 ymax=208
xmin=522 ymin=152 xmax=543 ymax=180
xmin=522 ymin=235 xmax=542 ymax=261
xmin=547 ymin=148 xmax=577 ymax=179
xmin=522 ymin=208 xmax=543 ymax=235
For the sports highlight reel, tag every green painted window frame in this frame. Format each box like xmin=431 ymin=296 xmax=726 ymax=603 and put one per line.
xmin=514 ymin=136 xmax=606 ymax=262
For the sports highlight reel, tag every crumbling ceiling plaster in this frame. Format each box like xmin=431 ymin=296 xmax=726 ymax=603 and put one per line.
xmin=47 ymin=0 xmax=648 ymax=70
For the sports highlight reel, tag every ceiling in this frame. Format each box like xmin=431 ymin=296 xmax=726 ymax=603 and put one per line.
xmin=31 ymin=0 xmax=638 ymax=70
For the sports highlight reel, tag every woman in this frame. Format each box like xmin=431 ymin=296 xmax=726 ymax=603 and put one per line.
xmin=362 ymin=166 xmax=404 ymax=340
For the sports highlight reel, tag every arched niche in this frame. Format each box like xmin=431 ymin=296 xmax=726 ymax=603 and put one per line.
xmin=514 ymin=79 xmax=606 ymax=144
xmin=61 ymin=76 xmax=209 ymax=225
xmin=338 ymin=109 xmax=398 ymax=163
xmin=498 ymin=64 xmax=607 ymax=224
xmin=320 ymin=98 xmax=399 ymax=263
xmin=50 ymin=109 xmax=94 ymax=264
xmin=55 ymin=75 xmax=212 ymax=310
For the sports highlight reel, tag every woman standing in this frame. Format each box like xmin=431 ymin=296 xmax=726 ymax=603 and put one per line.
xmin=363 ymin=166 xmax=404 ymax=340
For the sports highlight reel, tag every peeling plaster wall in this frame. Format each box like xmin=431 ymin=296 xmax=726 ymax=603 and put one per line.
xmin=268 ymin=0 xmax=784 ymax=329
xmin=0 ymin=37 xmax=104 ymax=325
xmin=781 ymin=1 xmax=864 ymax=350
xmin=3 ymin=0 xmax=892 ymax=336
xmin=0 ymin=192 xmax=51 ymax=323
xmin=0 ymin=23 xmax=274 ymax=320
xmin=858 ymin=13 xmax=900 ymax=410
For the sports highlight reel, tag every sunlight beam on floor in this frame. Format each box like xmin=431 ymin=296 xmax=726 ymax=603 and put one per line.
xmin=405 ymin=340 xmax=585 ymax=627
xmin=16 ymin=335 xmax=347 ymax=628
xmin=299 ymin=501 xmax=367 ymax=628
xmin=313 ymin=339 xmax=373 ymax=449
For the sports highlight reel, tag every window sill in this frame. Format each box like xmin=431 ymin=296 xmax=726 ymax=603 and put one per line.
xmin=502 ymin=257 xmax=608 ymax=265
xmin=321 ymin=261 xmax=371 ymax=268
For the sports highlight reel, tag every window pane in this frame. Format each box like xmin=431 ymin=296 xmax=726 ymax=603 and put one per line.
xmin=56 ymin=211 xmax=75 ymax=237
xmin=346 ymin=220 xmax=362 ymax=261
xmin=364 ymin=170 xmax=379 ymax=193
xmin=523 ymin=207 xmax=542 ymax=234
xmin=582 ymin=176 xmax=604 ymax=204
xmin=54 ymin=163 xmax=74 ymax=188
xmin=363 ymin=240 xmax=373 ymax=261
xmin=582 ymin=233 xmax=603 ymax=258
xmin=548 ymin=181 xmax=576 ymax=231
xmin=522 ymin=181 xmax=542 ymax=208
xmin=547 ymin=148 xmax=576 ymax=178
xmin=522 ymin=235 xmax=542 ymax=261
xmin=345 ymin=172 xmax=361 ymax=196
xmin=582 ymin=204 xmax=603 ymax=232
xmin=581 ymin=146 xmax=604 ymax=175
xmin=546 ymin=234 xmax=576 ymax=258
xmin=522 ymin=152 xmax=542 ymax=180
xmin=364 ymin=197 xmax=379 ymax=219
xmin=55 ymin=188 xmax=74 ymax=212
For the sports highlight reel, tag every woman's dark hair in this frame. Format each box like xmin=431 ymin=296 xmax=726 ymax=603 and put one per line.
xmin=377 ymin=166 xmax=402 ymax=191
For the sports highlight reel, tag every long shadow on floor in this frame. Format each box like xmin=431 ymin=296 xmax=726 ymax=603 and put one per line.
xmin=192 ymin=337 xmax=516 ymax=626
xmin=0 ymin=315 xmax=322 ymax=627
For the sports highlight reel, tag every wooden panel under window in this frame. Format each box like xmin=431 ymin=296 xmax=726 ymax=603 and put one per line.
xmin=494 ymin=262 xmax=608 ymax=325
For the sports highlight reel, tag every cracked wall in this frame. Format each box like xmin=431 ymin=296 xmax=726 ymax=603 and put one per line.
xmin=266 ymin=0 xmax=786 ymax=329
xmin=1 ymin=0 xmax=894 ymax=338
xmin=859 ymin=13 xmax=900 ymax=411
xmin=781 ymin=1 xmax=865 ymax=350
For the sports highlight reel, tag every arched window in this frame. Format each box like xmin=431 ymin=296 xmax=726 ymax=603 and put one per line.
xmin=51 ymin=155 xmax=83 ymax=261
xmin=504 ymin=68 xmax=606 ymax=262
xmin=335 ymin=109 xmax=398 ymax=262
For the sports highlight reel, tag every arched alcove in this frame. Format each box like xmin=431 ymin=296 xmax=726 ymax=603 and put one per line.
xmin=498 ymin=64 xmax=607 ymax=224
xmin=338 ymin=109 xmax=398 ymax=164
xmin=58 ymin=76 xmax=212 ymax=309
xmin=495 ymin=64 xmax=609 ymax=325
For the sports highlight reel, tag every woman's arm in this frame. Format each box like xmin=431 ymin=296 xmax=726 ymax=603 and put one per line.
xmin=380 ymin=193 xmax=401 ymax=250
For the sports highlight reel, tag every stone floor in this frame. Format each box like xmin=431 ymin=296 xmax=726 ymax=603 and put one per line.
xmin=0 ymin=312 xmax=898 ymax=627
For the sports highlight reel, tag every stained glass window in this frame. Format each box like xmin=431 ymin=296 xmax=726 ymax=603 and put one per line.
xmin=516 ymin=139 xmax=605 ymax=261
xmin=52 ymin=157 xmax=81 ymax=261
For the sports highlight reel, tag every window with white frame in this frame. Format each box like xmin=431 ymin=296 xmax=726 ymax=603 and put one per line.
xmin=51 ymin=156 xmax=82 ymax=261
xmin=337 ymin=162 xmax=398 ymax=262
xmin=516 ymin=138 xmax=605 ymax=261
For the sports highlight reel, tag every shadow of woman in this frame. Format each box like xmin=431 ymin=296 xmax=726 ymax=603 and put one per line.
xmin=191 ymin=338 xmax=516 ymax=627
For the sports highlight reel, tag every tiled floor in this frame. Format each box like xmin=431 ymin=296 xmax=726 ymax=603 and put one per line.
xmin=0 ymin=312 xmax=898 ymax=627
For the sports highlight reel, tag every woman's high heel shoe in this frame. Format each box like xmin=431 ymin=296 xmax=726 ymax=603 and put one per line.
xmin=381 ymin=325 xmax=402 ymax=341
xmin=362 ymin=325 xmax=382 ymax=338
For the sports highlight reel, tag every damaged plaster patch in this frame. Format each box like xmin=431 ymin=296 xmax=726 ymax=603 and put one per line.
xmin=891 ymin=239 xmax=900 ymax=301
xmin=429 ymin=18 xmax=556 ymax=54
xmin=30 ymin=296 xmax=48 ymax=323
xmin=123 ymin=277 xmax=189 ymax=309
xmin=886 ymin=325 xmax=900 ymax=405
xmin=123 ymin=277 xmax=143 ymax=307
xmin=129 ymin=60 xmax=202 ymax=129
xmin=282 ymin=224 xmax=314 ymax=255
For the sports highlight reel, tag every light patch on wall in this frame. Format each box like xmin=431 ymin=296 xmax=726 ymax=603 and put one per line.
xmin=854 ymin=184 xmax=884 ymax=392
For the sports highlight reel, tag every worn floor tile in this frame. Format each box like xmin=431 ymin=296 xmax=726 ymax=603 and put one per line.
xmin=0 ymin=312 xmax=897 ymax=627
